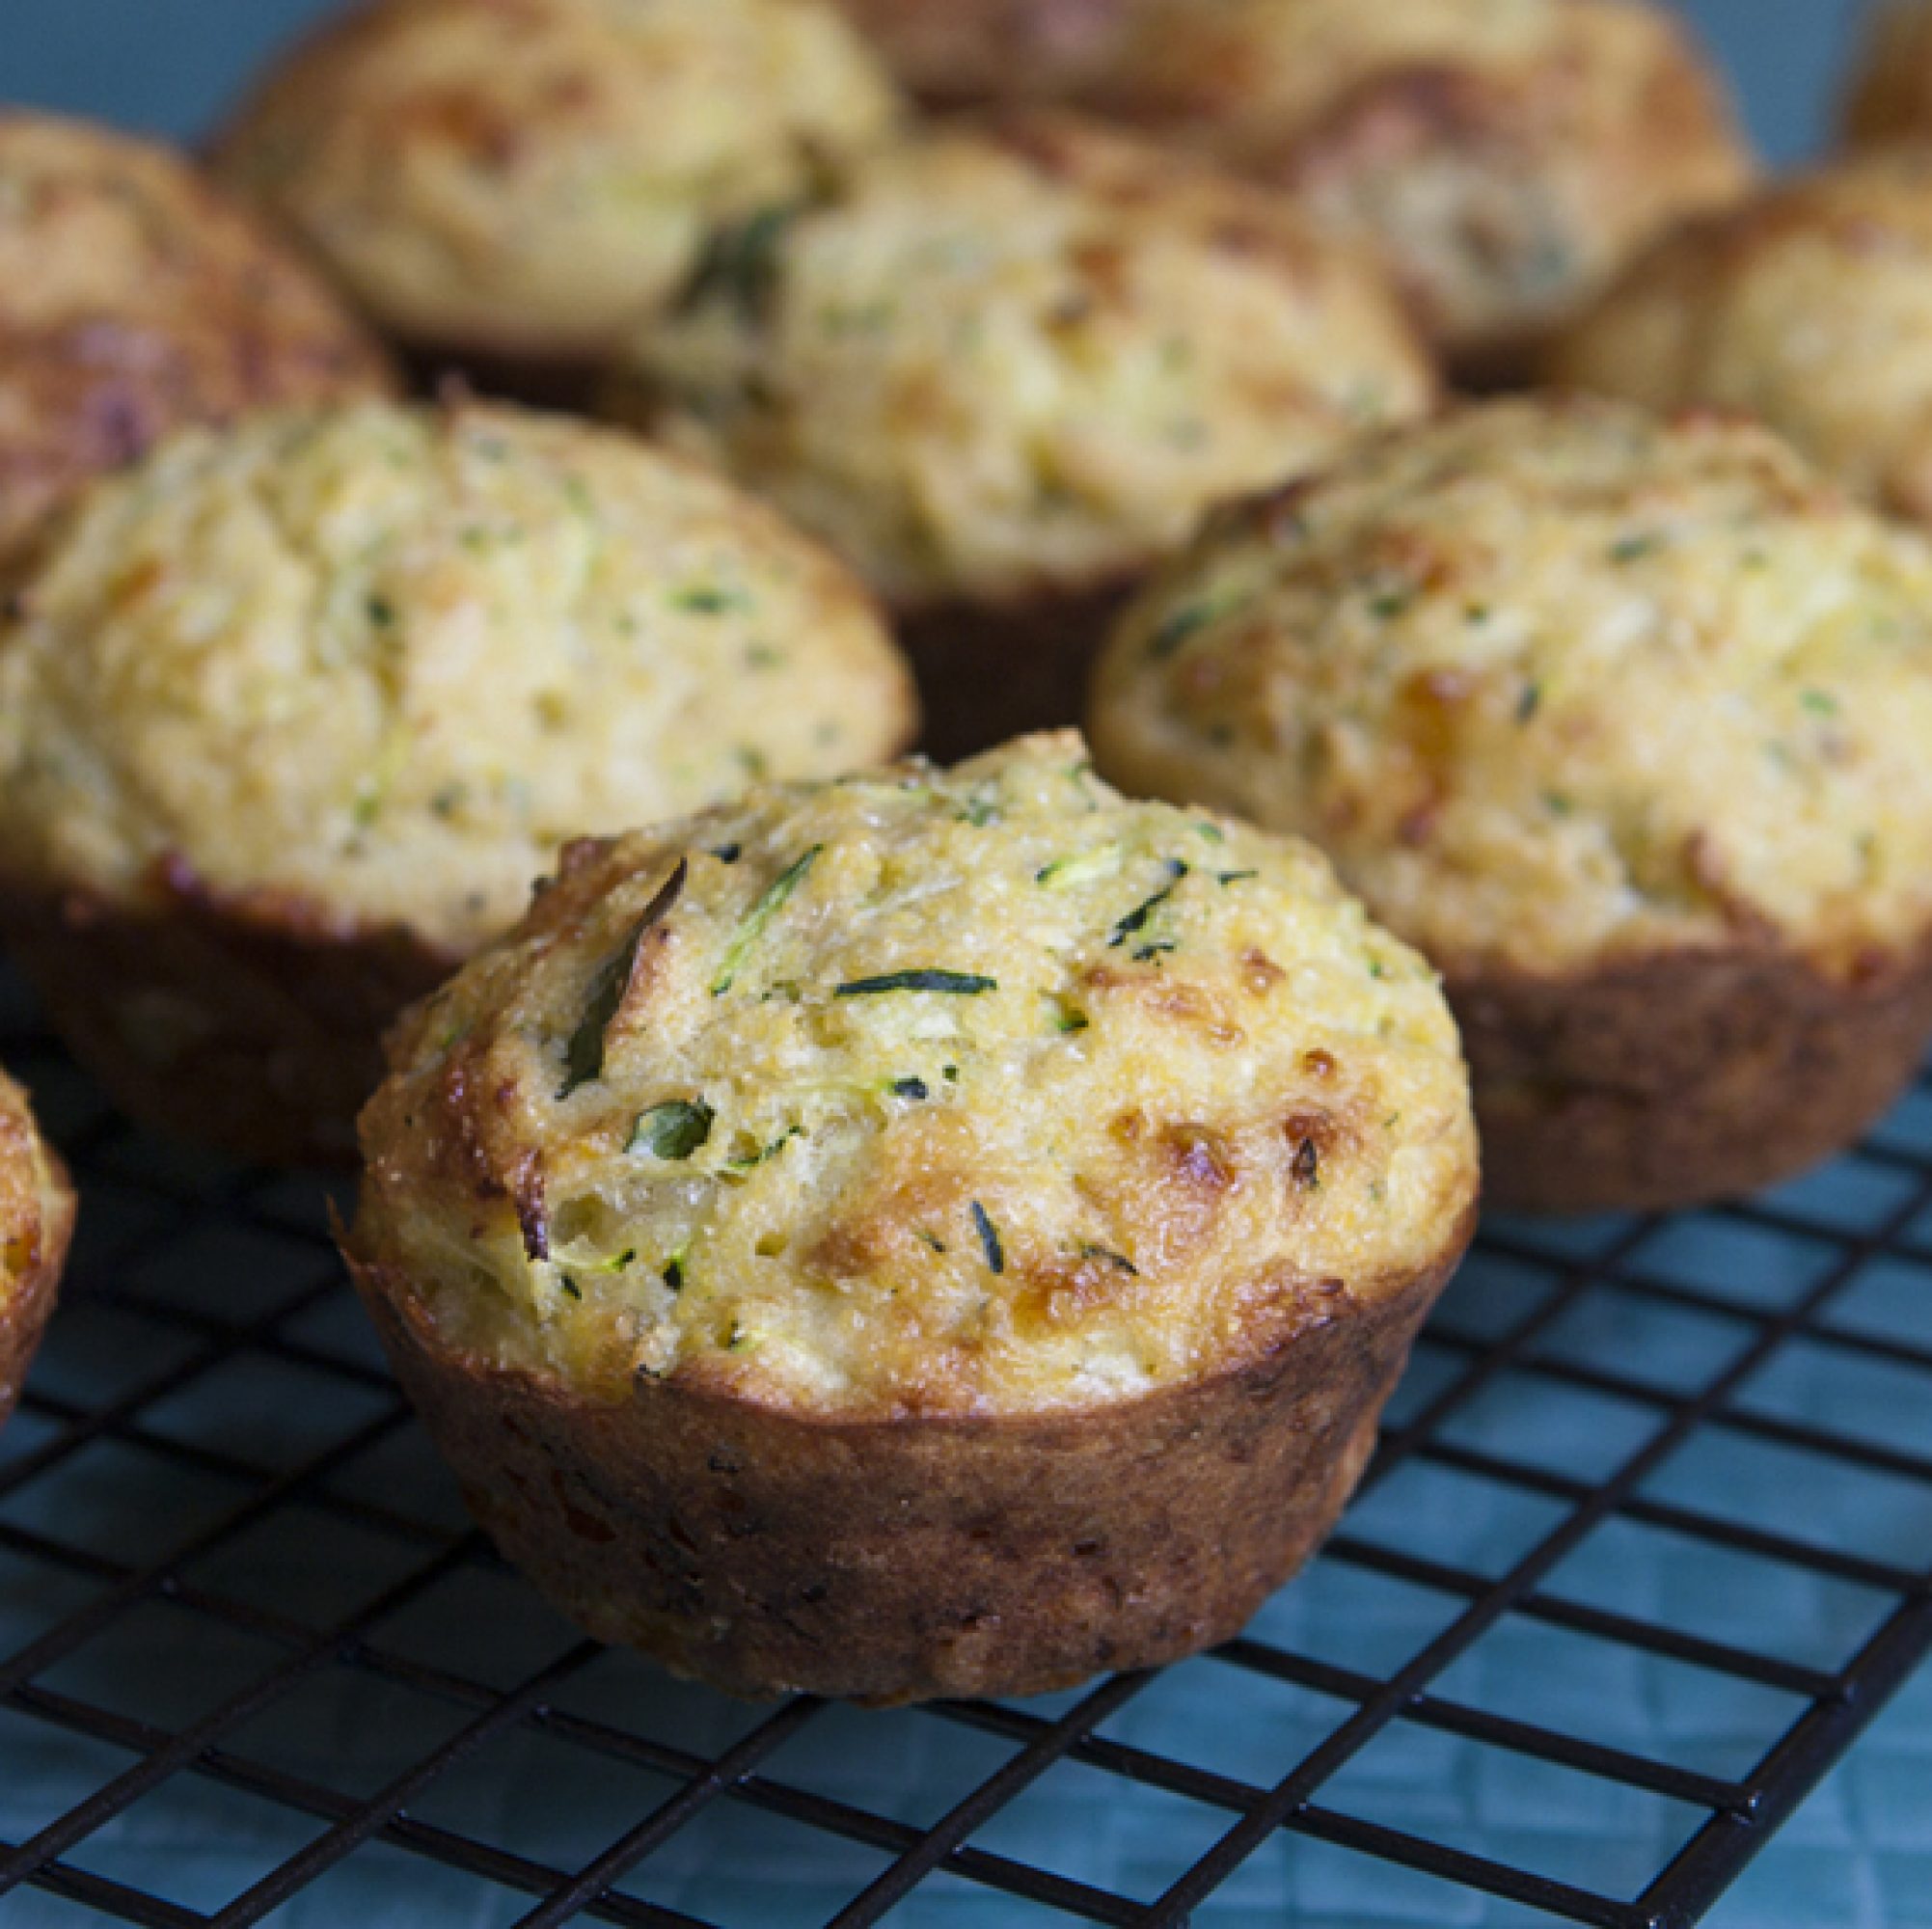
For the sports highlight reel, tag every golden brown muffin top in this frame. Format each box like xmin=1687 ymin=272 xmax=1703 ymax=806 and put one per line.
xmin=1843 ymin=0 xmax=1932 ymax=152
xmin=0 ymin=400 xmax=914 ymax=956
xmin=0 ymin=1068 xmax=70 ymax=1317
xmin=355 ymin=735 xmax=1478 ymax=1420
xmin=619 ymin=113 xmax=1433 ymax=610
xmin=830 ymin=0 xmax=1156 ymax=108
xmin=214 ymin=0 xmax=904 ymax=360
xmin=1549 ymin=152 xmax=1932 ymax=529
xmin=1073 ymin=0 xmax=1754 ymax=362
xmin=1091 ymin=399 xmax=1932 ymax=982
xmin=0 ymin=109 xmax=393 ymax=560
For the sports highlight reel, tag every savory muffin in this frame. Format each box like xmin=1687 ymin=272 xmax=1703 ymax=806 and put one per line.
xmin=614 ymin=113 xmax=1434 ymax=759
xmin=1074 ymin=0 xmax=1755 ymax=381
xmin=829 ymin=0 xmax=1154 ymax=108
xmin=0 ymin=400 xmax=914 ymax=1166
xmin=1090 ymin=399 xmax=1932 ymax=1213
xmin=344 ymin=733 xmax=1479 ymax=1701
xmin=0 ymin=1069 xmax=76 ymax=1436
xmin=0 ymin=109 xmax=392 ymax=563
xmin=1548 ymin=154 xmax=1932 ymax=530
xmin=213 ymin=0 xmax=903 ymax=397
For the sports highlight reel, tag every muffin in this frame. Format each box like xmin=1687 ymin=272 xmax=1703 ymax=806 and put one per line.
xmin=213 ymin=0 xmax=904 ymax=400
xmin=1073 ymin=0 xmax=1755 ymax=382
xmin=0 ymin=1069 xmax=76 ymax=1435
xmin=1844 ymin=1 xmax=1932 ymax=153
xmin=0 ymin=400 xmax=914 ymax=1167
xmin=0 ymin=109 xmax=393 ymax=563
xmin=1548 ymin=154 xmax=1932 ymax=531
xmin=343 ymin=733 xmax=1479 ymax=1701
xmin=829 ymin=0 xmax=1154 ymax=109
xmin=612 ymin=114 xmax=1435 ymax=760
xmin=1090 ymin=399 xmax=1932 ymax=1213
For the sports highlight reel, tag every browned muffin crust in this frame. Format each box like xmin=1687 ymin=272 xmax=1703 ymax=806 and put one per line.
xmin=0 ymin=110 xmax=394 ymax=560
xmin=1074 ymin=0 xmax=1754 ymax=380
xmin=830 ymin=0 xmax=1153 ymax=109
xmin=0 ymin=869 xmax=457 ymax=1169
xmin=348 ymin=1219 xmax=1468 ymax=1702
xmin=0 ymin=1074 xmax=77 ymax=1430
xmin=213 ymin=0 xmax=902 ymax=380
xmin=1456 ymin=942 xmax=1932 ymax=1217
xmin=1842 ymin=2 xmax=1932 ymax=153
xmin=343 ymin=737 xmax=1479 ymax=1698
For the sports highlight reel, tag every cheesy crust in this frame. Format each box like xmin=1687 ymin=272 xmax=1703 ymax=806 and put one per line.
xmin=1075 ymin=0 xmax=1753 ymax=368
xmin=213 ymin=0 xmax=903 ymax=360
xmin=355 ymin=735 xmax=1478 ymax=1420
xmin=0 ymin=400 xmax=913 ymax=957
xmin=829 ymin=0 xmax=1154 ymax=107
xmin=0 ymin=109 xmax=392 ymax=560
xmin=1550 ymin=153 xmax=1932 ymax=530
xmin=1091 ymin=399 xmax=1932 ymax=982
xmin=613 ymin=114 xmax=1433 ymax=611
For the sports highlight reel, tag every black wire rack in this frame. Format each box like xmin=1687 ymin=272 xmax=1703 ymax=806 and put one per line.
xmin=1 ymin=961 xmax=1929 ymax=1929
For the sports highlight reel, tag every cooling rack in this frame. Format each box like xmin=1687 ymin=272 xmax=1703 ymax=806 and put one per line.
xmin=0 ymin=961 xmax=1928 ymax=1929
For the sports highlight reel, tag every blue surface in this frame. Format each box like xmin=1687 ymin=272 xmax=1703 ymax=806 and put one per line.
xmin=0 ymin=4 xmax=1927 ymax=1927
xmin=4 ymin=1088 xmax=1931 ymax=1929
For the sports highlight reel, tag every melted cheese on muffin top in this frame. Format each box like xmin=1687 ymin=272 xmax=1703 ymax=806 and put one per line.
xmin=1092 ymin=399 xmax=1932 ymax=980
xmin=357 ymin=736 xmax=1477 ymax=1418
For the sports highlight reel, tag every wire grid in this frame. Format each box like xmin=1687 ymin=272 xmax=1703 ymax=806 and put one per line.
xmin=0 ymin=961 xmax=1928 ymax=1929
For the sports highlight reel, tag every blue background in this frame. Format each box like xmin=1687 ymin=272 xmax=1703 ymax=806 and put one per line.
xmin=0 ymin=0 xmax=1882 ymax=161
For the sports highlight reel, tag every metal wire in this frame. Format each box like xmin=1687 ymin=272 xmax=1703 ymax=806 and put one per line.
xmin=1 ymin=980 xmax=1928 ymax=1929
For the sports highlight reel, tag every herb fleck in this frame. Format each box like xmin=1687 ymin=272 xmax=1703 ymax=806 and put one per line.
xmin=674 ymin=585 xmax=750 ymax=615
xmin=630 ymin=1100 xmax=715 ymax=1160
xmin=731 ymin=1126 xmax=802 ymax=1170
xmin=1148 ymin=602 xmax=1217 ymax=660
xmin=835 ymin=969 xmax=997 ymax=997
xmin=1293 ymin=1139 xmax=1320 ymax=1188
xmin=682 ymin=203 xmax=801 ymax=321
xmin=969 ymin=1202 xmax=1005 ymax=1276
xmin=559 ymin=1277 xmax=583 ymax=1300
xmin=1215 ymin=869 xmax=1259 ymax=886
xmin=1517 ymin=681 xmax=1542 ymax=724
xmin=712 ymin=845 xmax=820 ymax=995
xmin=1110 ymin=860 xmax=1188 ymax=949
xmin=1800 ymin=689 xmax=1840 ymax=719
xmin=1078 ymin=1242 xmax=1138 ymax=1276
xmin=1036 ymin=847 xmax=1123 ymax=889
xmin=1610 ymin=534 xmax=1662 ymax=564
xmin=890 ymin=1076 xmax=931 ymax=1101
xmin=560 ymin=859 xmax=688 ymax=1096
